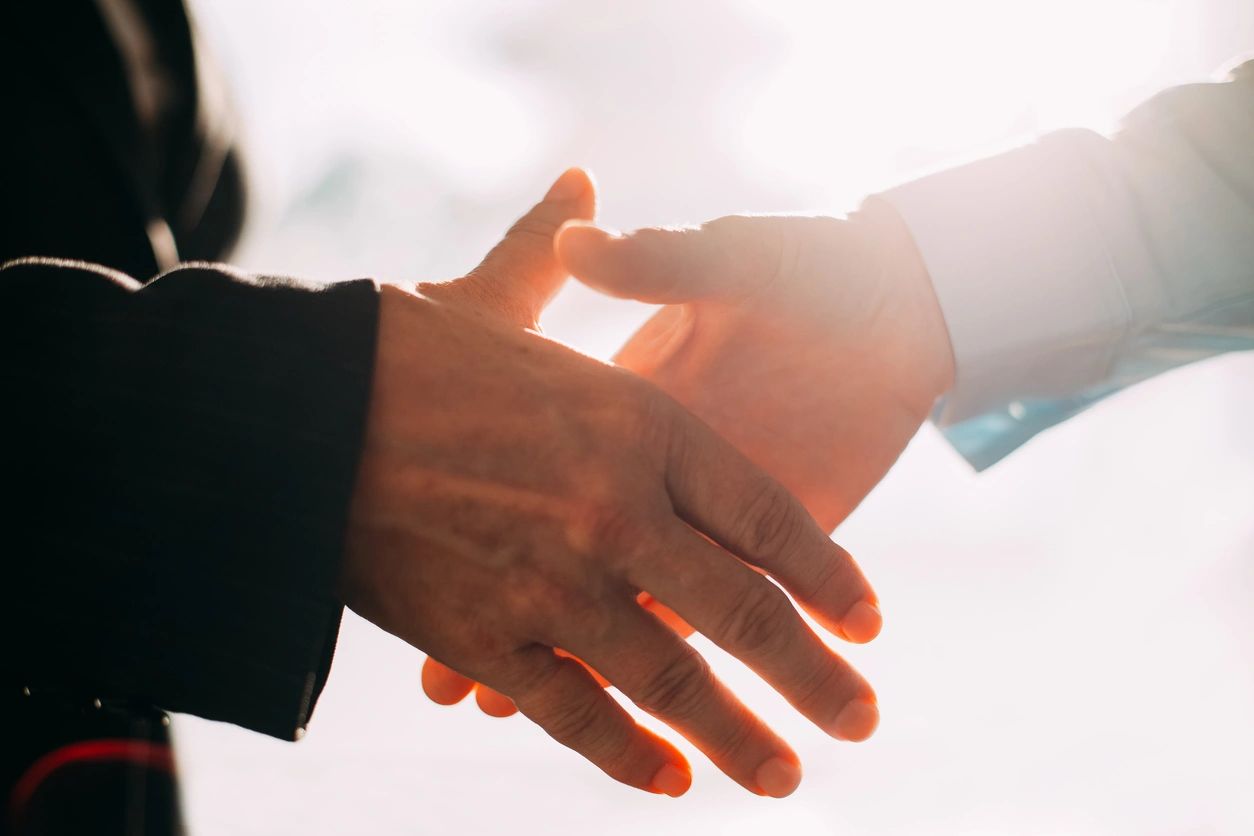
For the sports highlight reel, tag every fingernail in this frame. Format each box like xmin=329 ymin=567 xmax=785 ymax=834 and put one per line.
xmin=827 ymin=698 xmax=879 ymax=742
xmin=755 ymin=756 xmax=802 ymax=798
xmin=840 ymin=600 xmax=882 ymax=644
xmin=650 ymin=762 xmax=691 ymax=797
xmin=545 ymin=167 xmax=587 ymax=201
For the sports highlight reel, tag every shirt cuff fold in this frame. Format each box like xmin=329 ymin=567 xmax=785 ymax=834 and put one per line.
xmin=878 ymin=130 xmax=1132 ymax=426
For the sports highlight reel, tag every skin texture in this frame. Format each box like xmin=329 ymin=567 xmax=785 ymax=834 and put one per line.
xmin=432 ymin=198 xmax=956 ymax=746
xmin=344 ymin=170 xmax=881 ymax=798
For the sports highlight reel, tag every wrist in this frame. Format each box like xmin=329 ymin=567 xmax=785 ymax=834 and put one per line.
xmin=850 ymin=197 xmax=956 ymax=403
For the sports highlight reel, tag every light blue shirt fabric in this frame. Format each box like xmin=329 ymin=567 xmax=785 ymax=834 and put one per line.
xmin=880 ymin=58 xmax=1254 ymax=470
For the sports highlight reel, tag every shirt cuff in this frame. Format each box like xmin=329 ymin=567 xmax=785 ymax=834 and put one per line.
xmin=877 ymin=129 xmax=1132 ymax=426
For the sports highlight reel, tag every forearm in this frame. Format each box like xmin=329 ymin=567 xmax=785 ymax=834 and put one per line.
xmin=2 ymin=258 xmax=378 ymax=739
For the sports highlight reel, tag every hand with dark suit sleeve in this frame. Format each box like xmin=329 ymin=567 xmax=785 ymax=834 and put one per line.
xmin=1 ymin=172 xmax=596 ymax=740
xmin=3 ymin=254 xmax=378 ymax=740
xmin=5 ymin=169 xmax=881 ymax=798
xmin=341 ymin=169 xmax=881 ymax=798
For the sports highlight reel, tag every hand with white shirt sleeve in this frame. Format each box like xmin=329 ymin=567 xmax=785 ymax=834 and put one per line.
xmin=559 ymin=56 xmax=1254 ymax=500
xmin=552 ymin=204 xmax=956 ymax=534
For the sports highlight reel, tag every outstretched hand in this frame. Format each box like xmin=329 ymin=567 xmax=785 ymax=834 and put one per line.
xmin=555 ymin=201 xmax=955 ymax=533
xmin=345 ymin=170 xmax=881 ymax=798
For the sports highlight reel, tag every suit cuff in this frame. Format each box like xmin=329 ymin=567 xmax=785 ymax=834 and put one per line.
xmin=130 ymin=266 xmax=379 ymax=739
xmin=4 ymin=260 xmax=379 ymax=741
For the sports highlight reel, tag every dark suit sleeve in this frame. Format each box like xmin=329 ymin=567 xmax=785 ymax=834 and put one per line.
xmin=2 ymin=257 xmax=379 ymax=740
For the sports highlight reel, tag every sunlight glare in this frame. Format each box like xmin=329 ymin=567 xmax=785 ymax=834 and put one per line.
xmin=735 ymin=0 xmax=1175 ymax=197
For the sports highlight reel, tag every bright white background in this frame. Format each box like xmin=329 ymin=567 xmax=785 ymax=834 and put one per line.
xmin=177 ymin=1 xmax=1254 ymax=833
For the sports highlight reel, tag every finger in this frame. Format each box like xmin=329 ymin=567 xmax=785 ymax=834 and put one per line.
xmin=553 ymin=592 xmax=692 ymax=692
xmin=561 ymin=602 xmax=804 ymax=798
xmin=422 ymin=657 xmax=476 ymax=705
xmin=556 ymin=215 xmax=788 ymax=304
xmin=662 ymin=401 xmax=882 ymax=644
xmin=556 ymin=592 xmax=695 ymax=691
xmin=474 ymin=683 xmax=519 ymax=718
xmin=453 ymin=593 xmax=696 ymax=716
xmin=553 ymin=647 xmax=610 ymax=688
xmin=488 ymin=646 xmax=692 ymax=797
xmin=638 ymin=590 xmax=693 ymax=639
xmin=632 ymin=524 xmax=878 ymax=743
xmin=451 ymin=167 xmax=597 ymax=327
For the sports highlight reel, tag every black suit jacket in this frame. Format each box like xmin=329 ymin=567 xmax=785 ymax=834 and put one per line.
xmin=2 ymin=0 xmax=378 ymax=749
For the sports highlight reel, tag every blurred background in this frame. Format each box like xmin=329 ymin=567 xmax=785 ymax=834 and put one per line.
xmin=176 ymin=1 xmax=1254 ymax=833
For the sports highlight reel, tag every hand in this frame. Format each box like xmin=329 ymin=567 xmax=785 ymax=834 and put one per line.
xmin=553 ymin=200 xmax=955 ymax=533
xmin=422 ymin=197 xmax=918 ymax=747
xmin=342 ymin=170 xmax=881 ymax=798
xmin=416 ymin=172 xmax=696 ymax=718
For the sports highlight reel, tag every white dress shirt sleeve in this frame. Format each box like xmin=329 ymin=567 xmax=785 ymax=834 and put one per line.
xmin=877 ymin=58 xmax=1254 ymax=469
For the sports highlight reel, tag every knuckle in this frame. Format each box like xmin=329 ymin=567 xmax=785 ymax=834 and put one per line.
xmin=501 ymin=566 xmax=564 ymax=615
xmin=740 ymin=480 xmax=806 ymax=557
xmin=600 ymin=744 xmax=644 ymax=784
xmin=805 ymin=550 xmax=845 ymax=605
xmin=706 ymin=711 xmax=756 ymax=765
xmin=614 ymin=373 xmax=675 ymax=451
xmin=702 ymin=214 xmax=754 ymax=239
xmin=559 ymin=594 xmax=617 ymax=647
xmin=496 ymin=651 xmax=561 ymax=701
xmin=460 ymin=632 xmax=520 ymax=667
xmin=717 ymin=583 xmax=793 ymax=656
xmin=620 ymin=371 xmax=663 ymax=418
xmin=544 ymin=690 xmax=612 ymax=749
xmin=581 ymin=501 xmax=637 ymax=551
xmin=512 ymin=569 xmax=611 ymax=645
xmin=469 ymin=272 xmax=539 ymax=325
xmin=567 ymin=497 xmax=665 ymax=583
xmin=634 ymin=649 xmax=711 ymax=720
xmin=574 ymin=502 xmax=639 ymax=553
xmin=575 ymin=716 xmax=637 ymax=778
xmin=794 ymin=659 xmax=851 ymax=719
xmin=507 ymin=211 xmax=562 ymax=245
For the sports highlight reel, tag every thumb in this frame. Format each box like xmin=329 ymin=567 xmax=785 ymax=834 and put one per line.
xmin=457 ymin=167 xmax=596 ymax=327
xmin=555 ymin=215 xmax=786 ymax=304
